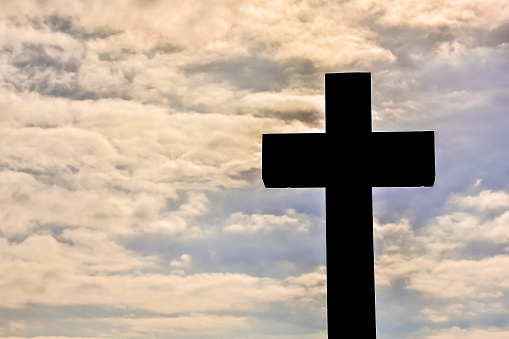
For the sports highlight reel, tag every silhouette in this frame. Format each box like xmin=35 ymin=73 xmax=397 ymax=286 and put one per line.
xmin=262 ymin=72 xmax=435 ymax=337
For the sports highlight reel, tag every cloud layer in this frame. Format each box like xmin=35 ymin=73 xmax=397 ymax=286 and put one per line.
xmin=1 ymin=0 xmax=509 ymax=337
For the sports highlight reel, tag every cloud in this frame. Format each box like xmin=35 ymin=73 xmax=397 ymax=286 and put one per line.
xmin=0 ymin=233 xmax=325 ymax=314
xmin=0 ymin=86 xmax=316 ymax=238
xmin=9 ymin=0 xmax=509 ymax=337
xmin=170 ymin=254 xmax=192 ymax=268
xmin=0 ymin=1 xmax=400 ymax=110
xmin=376 ymin=211 xmax=509 ymax=297
xmin=375 ymin=188 xmax=509 ymax=335
xmin=450 ymin=189 xmax=509 ymax=211
xmin=419 ymin=326 xmax=509 ymax=339
xmin=361 ymin=0 xmax=509 ymax=30
xmin=8 ymin=0 xmax=508 ymax=142
xmin=224 ymin=209 xmax=310 ymax=234
xmin=0 ymin=8 xmax=330 ymax=333
xmin=238 ymin=89 xmax=324 ymax=126
xmin=119 ymin=313 xmax=248 ymax=335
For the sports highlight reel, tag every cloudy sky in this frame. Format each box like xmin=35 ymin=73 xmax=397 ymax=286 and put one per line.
xmin=1 ymin=0 xmax=509 ymax=338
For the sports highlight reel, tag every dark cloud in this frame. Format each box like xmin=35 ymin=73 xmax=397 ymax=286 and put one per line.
xmin=377 ymin=25 xmax=454 ymax=68
xmin=0 ymin=15 xmax=186 ymax=102
xmin=31 ymin=14 xmax=120 ymax=40
xmin=472 ymin=23 xmax=509 ymax=47
xmin=184 ymin=55 xmax=319 ymax=92
xmin=252 ymin=106 xmax=323 ymax=125
xmin=44 ymin=15 xmax=75 ymax=33
xmin=145 ymin=42 xmax=183 ymax=58
xmin=97 ymin=42 xmax=182 ymax=62
xmin=0 ymin=38 xmax=89 ymax=99
xmin=1 ymin=41 xmax=130 ymax=100
xmin=97 ymin=48 xmax=138 ymax=62
xmin=182 ymin=55 xmax=324 ymax=125
xmin=12 ymin=43 xmax=80 ymax=72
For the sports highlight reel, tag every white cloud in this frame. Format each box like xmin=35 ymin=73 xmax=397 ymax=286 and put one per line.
xmin=374 ymin=188 xmax=509 ymax=333
xmin=230 ymin=0 xmax=396 ymax=68
xmin=0 ymin=240 xmax=325 ymax=314
xmin=360 ymin=0 xmax=509 ymax=30
xmin=170 ymin=254 xmax=192 ymax=268
xmin=375 ymin=212 xmax=508 ymax=297
xmin=119 ymin=313 xmax=247 ymax=333
xmin=0 ymin=85 xmax=316 ymax=238
xmin=0 ymin=229 xmax=325 ymax=315
xmin=417 ymin=301 xmax=505 ymax=324
xmin=419 ymin=326 xmax=509 ymax=339
xmin=224 ymin=209 xmax=310 ymax=233
xmin=451 ymin=189 xmax=509 ymax=211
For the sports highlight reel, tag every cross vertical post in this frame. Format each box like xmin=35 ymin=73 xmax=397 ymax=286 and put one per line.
xmin=262 ymin=72 xmax=435 ymax=337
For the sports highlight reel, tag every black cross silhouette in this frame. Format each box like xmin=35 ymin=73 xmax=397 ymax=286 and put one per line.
xmin=261 ymin=72 xmax=435 ymax=336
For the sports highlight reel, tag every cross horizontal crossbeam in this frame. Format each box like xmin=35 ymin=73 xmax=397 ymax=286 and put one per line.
xmin=262 ymin=130 xmax=435 ymax=188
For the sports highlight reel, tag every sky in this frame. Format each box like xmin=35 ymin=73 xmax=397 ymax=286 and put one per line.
xmin=1 ymin=0 xmax=509 ymax=338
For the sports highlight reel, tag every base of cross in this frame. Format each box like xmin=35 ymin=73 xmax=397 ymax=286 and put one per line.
xmin=262 ymin=72 xmax=435 ymax=337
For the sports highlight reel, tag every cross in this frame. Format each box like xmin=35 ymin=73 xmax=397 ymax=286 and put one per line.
xmin=261 ymin=72 xmax=435 ymax=337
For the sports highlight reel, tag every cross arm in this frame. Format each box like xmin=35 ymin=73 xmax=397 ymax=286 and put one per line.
xmin=371 ymin=131 xmax=435 ymax=187
xmin=262 ymin=133 xmax=328 ymax=188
